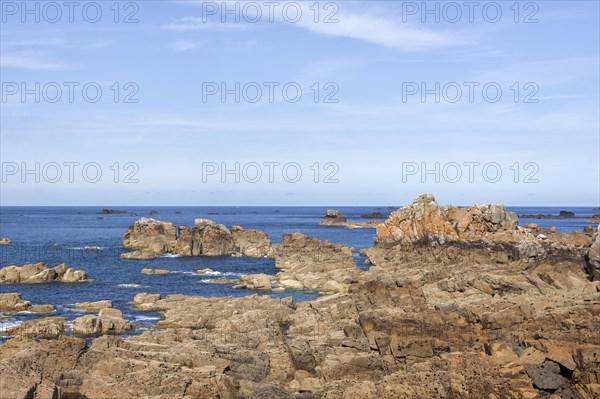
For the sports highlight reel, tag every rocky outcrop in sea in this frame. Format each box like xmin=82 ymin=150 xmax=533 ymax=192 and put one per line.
xmin=120 ymin=218 xmax=272 ymax=259
xmin=0 ymin=263 xmax=90 ymax=284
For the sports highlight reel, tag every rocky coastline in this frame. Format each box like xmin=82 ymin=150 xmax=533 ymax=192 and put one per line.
xmin=0 ymin=194 xmax=599 ymax=399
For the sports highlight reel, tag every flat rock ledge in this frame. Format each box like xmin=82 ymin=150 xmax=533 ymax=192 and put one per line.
xmin=74 ymin=300 xmax=113 ymax=313
xmin=72 ymin=308 xmax=132 ymax=336
xmin=0 ymin=262 xmax=90 ymax=284
xmin=0 ymin=293 xmax=55 ymax=313
xmin=3 ymin=317 xmax=67 ymax=339
xmin=319 ymin=210 xmax=381 ymax=229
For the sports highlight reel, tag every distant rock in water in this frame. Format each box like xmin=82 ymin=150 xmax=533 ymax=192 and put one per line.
xmin=141 ymin=268 xmax=170 ymax=275
xmin=0 ymin=237 xmax=12 ymax=245
xmin=0 ymin=263 xmax=90 ymax=284
xmin=97 ymin=208 xmax=128 ymax=215
xmin=148 ymin=210 xmax=159 ymax=215
xmin=319 ymin=210 xmax=347 ymax=226
xmin=520 ymin=210 xmax=576 ymax=219
xmin=122 ymin=218 xmax=178 ymax=258
xmin=120 ymin=217 xmax=273 ymax=258
xmin=360 ymin=212 xmax=388 ymax=219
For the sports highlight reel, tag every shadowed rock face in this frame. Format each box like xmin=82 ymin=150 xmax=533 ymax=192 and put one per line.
xmin=587 ymin=226 xmax=600 ymax=281
xmin=177 ymin=220 xmax=235 ymax=257
xmin=0 ymin=263 xmax=90 ymax=284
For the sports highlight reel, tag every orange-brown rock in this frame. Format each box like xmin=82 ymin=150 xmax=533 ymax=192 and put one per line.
xmin=1 ymin=196 xmax=599 ymax=399
xmin=0 ymin=262 xmax=90 ymax=284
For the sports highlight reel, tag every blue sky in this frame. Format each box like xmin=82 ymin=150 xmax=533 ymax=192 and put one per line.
xmin=1 ymin=0 xmax=599 ymax=206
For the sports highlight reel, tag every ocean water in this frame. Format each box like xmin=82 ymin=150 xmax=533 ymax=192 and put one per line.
xmin=0 ymin=206 xmax=597 ymax=342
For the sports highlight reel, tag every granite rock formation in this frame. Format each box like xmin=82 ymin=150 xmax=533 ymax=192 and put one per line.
xmin=121 ymin=218 xmax=271 ymax=258
xmin=72 ymin=308 xmax=133 ymax=336
xmin=319 ymin=209 xmax=347 ymax=226
xmin=0 ymin=263 xmax=90 ymax=284
xmin=236 ymin=233 xmax=361 ymax=293
xmin=1 ymin=195 xmax=599 ymax=399
xmin=0 ymin=293 xmax=55 ymax=313
xmin=232 ymin=225 xmax=272 ymax=257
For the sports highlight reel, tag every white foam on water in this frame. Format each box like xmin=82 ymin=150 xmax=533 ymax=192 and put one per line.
xmin=0 ymin=319 xmax=23 ymax=332
xmin=160 ymin=253 xmax=181 ymax=258
xmin=117 ymin=283 xmax=143 ymax=288
xmin=134 ymin=315 xmax=161 ymax=321
xmin=202 ymin=271 xmax=241 ymax=277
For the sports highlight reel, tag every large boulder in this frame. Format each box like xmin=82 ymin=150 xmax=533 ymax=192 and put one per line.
xmin=72 ymin=308 xmax=132 ymax=336
xmin=176 ymin=220 xmax=235 ymax=256
xmin=3 ymin=317 xmax=67 ymax=339
xmin=130 ymin=292 xmax=161 ymax=311
xmin=122 ymin=217 xmax=178 ymax=256
xmin=232 ymin=226 xmax=272 ymax=257
xmin=0 ymin=263 xmax=90 ymax=284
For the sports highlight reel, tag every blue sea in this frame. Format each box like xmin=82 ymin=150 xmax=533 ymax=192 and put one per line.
xmin=0 ymin=206 xmax=598 ymax=342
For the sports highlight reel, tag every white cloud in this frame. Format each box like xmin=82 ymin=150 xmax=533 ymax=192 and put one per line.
xmin=163 ymin=16 xmax=250 ymax=31
xmin=0 ymin=51 xmax=69 ymax=70
xmin=169 ymin=40 xmax=203 ymax=51
xmin=295 ymin=11 xmax=470 ymax=51
xmin=165 ymin=2 xmax=469 ymax=50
